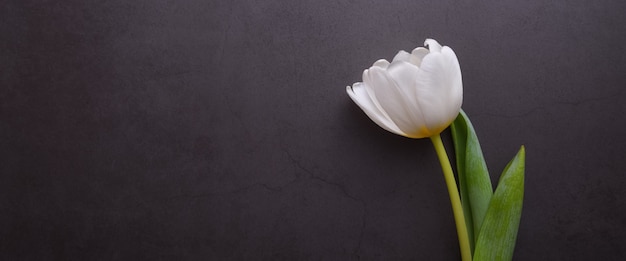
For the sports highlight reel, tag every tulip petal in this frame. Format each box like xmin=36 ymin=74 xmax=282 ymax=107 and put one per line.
xmin=441 ymin=46 xmax=463 ymax=109
xmin=414 ymin=51 xmax=462 ymax=134
xmin=386 ymin=61 xmax=430 ymax=137
xmin=362 ymin=69 xmax=388 ymax=120
xmin=440 ymin=46 xmax=463 ymax=122
xmin=392 ymin=50 xmax=411 ymax=62
xmin=410 ymin=47 xmax=429 ymax=67
xmin=366 ymin=65 xmax=431 ymax=138
xmin=424 ymin=38 xmax=442 ymax=53
xmin=346 ymin=83 xmax=405 ymax=136
xmin=364 ymin=67 xmax=413 ymax=134
xmin=386 ymin=62 xmax=420 ymax=94
xmin=372 ymin=59 xmax=390 ymax=69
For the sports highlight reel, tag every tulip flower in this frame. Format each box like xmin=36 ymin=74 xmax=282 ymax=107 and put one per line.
xmin=346 ymin=39 xmax=462 ymax=139
xmin=346 ymin=39 xmax=525 ymax=261
xmin=347 ymin=39 xmax=471 ymax=261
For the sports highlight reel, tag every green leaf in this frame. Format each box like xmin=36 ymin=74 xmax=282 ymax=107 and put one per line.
xmin=450 ymin=109 xmax=494 ymax=250
xmin=473 ymin=146 xmax=525 ymax=261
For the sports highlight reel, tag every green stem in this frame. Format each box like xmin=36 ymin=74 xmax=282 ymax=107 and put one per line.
xmin=430 ymin=133 xmax=472 ymax=261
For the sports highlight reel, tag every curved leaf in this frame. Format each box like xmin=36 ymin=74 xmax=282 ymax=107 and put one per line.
xmin=474 ymin=146 xmax=525 ymax=261
xmin=450 ymin=109 xmax=494 ymax=250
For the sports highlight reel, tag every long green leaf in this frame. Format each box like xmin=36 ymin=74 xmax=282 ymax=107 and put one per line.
xmin=474 ymin=146 xmax=525 ymax=261
xmin=450 ymin=111 xmax=474 ymax=247
xmin=450 ymin=109 xmax=494 ymax=250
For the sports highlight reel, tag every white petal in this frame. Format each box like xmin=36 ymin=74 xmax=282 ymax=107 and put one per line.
xmin=441 ymin=46 xmax=463 ymax=120
xmin=414 ymin=51 xmax=462 ymax=135
xmin=424 ymin=39 xmax=442 ymax=53
xmin=409 ymin=47 xmax=429 ymax=67
xmin=362 ymin=69 xmax=387 ymax=118
xmin=431 ymin=42 xmax=462 ymax=122
xmin=387 ymin=62 xmax=420 ymax=92
xmin=386 ymin=62 xmax=430 ymax=137
xmin=392 ymin=50 xmax=411 ymax=62
xmin=346 ymin=83 xmax=405 ymax=135
xmin=365 ymin=66 xmax=426 ymax=138
xmin=372 ymin=59 xmax=390 ymax=69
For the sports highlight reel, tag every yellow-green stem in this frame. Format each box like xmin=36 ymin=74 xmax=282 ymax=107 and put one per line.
xmin=430 ymin=133 xmax=472 ymax=261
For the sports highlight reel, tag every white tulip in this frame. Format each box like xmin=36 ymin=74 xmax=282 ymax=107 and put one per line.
xmin=346 ymin=39 xmax=463 ymax=139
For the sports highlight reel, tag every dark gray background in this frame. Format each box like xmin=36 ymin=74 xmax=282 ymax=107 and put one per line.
xmin=2 ymin=0 xmax=625 ymax=260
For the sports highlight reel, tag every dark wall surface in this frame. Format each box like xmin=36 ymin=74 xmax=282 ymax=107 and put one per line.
xmin=2 ymin=0 xmax=625 ymax=260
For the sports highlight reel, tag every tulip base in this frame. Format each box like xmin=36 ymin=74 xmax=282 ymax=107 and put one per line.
xmin=430 ymin=134 xmax=472 ymax=261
